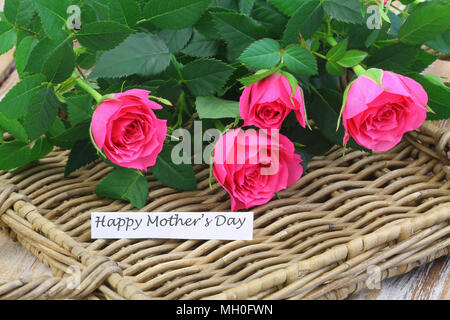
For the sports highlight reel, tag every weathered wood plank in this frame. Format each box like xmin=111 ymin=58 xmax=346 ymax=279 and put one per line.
xmin=0 ymin=232 xmax=52 ymax=282
xmin=349 ymin=257 xmax=449 ymax=300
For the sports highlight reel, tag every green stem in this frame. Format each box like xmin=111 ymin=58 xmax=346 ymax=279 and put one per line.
xmin=374 ymin=38 xmax=399 ymax=45
xmin=326 ymin=37 xmax=338 ymax=47
xmin=311 ymin=51 xmax=327 ymax=60
xmin=326 ymin=17 xmax=332 ymax=37
xmin=168 ymin=91 xmax=186 ymax=133
xmin=55 ymin=92 xmax=66 ymax=104
xmin=75 ymin=78 xmax=103 ymax=104
xmin=171 ymin=54 xmax=184 ymax=83
xmin=76 ymin=66 xmax=87 ymax=80
xmin=352 ymin=65 xmax=366 ymax=77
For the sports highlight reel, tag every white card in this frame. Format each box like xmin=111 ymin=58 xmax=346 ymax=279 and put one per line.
xmin=91 ymin=211 xmax=254 ymax=240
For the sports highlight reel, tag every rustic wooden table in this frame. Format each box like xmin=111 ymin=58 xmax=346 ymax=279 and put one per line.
xmin=0 ymin=0 xmax=448 ymax=300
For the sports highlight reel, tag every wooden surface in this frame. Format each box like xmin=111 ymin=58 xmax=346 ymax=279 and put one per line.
xmin=0 ymin=0 xmax=448 ymax=299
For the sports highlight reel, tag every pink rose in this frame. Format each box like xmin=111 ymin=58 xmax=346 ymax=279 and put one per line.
xmin=343 ymin=70 xmax=428 ymax=152
xmin=91 ymin=89 xmax=167 ymax=170
xmin=213 ymin=127 xmax=303 ymax=211
xmin=239 ymin=73 xmax=306 ymax=129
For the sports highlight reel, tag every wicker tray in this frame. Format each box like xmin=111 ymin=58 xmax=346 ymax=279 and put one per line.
xmin=0 ymin=120 xmax=448 ymax=300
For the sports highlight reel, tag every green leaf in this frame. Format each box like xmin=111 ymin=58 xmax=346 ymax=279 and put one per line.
xmin=408 ymin=73 xmax=450 ymax=121
xmin=30 ymin=136 xmax=53 ymax=162
xmin=42 ymin=39 xmax=76 ymax=83
xmin=366 ymin=43 xmax=420 ymax=73
xmin=24 ymin=86 xmax=59 ymax=140
xmin=283 ymin=45 xmax=318 ymax=77
xmin=296 ymin=148 xmax=313 ymax=172
xmin=181 ymin=29 xmax=219 ymax=58
xmin=251 ymin=3 xmax=289 ymax=39
xmin=398 ymin=4 xmax=450 ymax=45
xmin=283 ymin=120 xmax=334 ymax=157
xmin=323 ymin=0 xmax=364 ymax=24
xmin=365 ymin=29 xmax=380 ymax=48
xmin=85 ymin=0 xmax=110 ymax=20
xmin=195 ymin=96 xmax=240 ymax=119
xmin=108 ymin=0 xmax=141 ymax=27
xmin=32 ymin=0 xmax=70 ymax=39
xmin=64 ymin=140 xmax=98 ymax=177
xmin=239 ymin=38 xmax=281 ymax=69
xmin=326 ymin=39 xmax=348 ymax=61
xmin=49 ymin=121 xmax=90 ymax=149
xmin=0 ymin=21 xmax=17 ymax=55
xmin=25 ymin=38 xmax=59 ymax=73
xmin=326 ymin=60 xmax=345 ymax=76
xmin=0 ymin=74 xmax=46 ymax=119
xmin=181 ymin=59 xmax=234 ymax=96
xmin=0 ymin=141 xmax=31 ymax=170
xmin=309 ymin=94 xmax=368 ymax=151
xmin=47 ymin=117 xmax=66 ymax=137
xmin=282 ymin=0 xmax=323 ymax=46
xmin=14 ymin=36 xmax=38 ymax=77
xmin=337 ymin=50 xmax=368 ymax=68
xmin=90 ymin=33 xmax=171 ymax=79
xmin=4 ymin=0 xmax=35 ymax=28
xmin=151 ymin=144 xmax=197 ymax=191
xmin=408 ymin=49 xmax=439 ymax=74
xmin=158 ymin=28 xmax=193 ymax=53
xmin=347 ymin=23 xmax=372 ymax=49
xmin=238 ymin=66 xmax=280 ymax=87
xmin=25 ymin=38 xmax=76 ymax=84
xmin=280 ymin=71 xmax=298 ymax=98
xmin=143 ymin=0 xmax=213 ymax=30
xmin=194 ymin=11 xmax=221 ymax=40
xmin=239 ymin=0 xmax=256 ymax=15
xmin=386 ymin=11 xmax=402 ymax=38
xmin=77 ymin=51 xmax=98 ymax=70
xmin=211 ymin=11 xmax=268 ymax=54
xmin=426 ymin=29 xmax=450 ymax=54
xmin=268 ymin=0 xmax=304 ymax=16
xmin=66 ymin=95 xmax=94 ymax=126
xmin=95 ymin=167 xmax=149 ymax=209
xmin=0 ymin=112 xmax=28 ymax=141
xmin=75 ymin=21 xmax=133 ymax=51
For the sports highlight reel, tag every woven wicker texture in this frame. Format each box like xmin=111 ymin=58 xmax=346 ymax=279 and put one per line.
xmin=0 ymin=121 xmax=449 ymax=300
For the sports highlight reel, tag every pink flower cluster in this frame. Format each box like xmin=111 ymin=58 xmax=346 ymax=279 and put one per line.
xmin=90 ymin=68 xmax=428 ymax=211
xmin=213 ymin=73 xmax=306 ymax=211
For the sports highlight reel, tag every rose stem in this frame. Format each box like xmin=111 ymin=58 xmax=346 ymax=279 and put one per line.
xmin=74 ymin=78 xmax=103 ymax=104
xmin=352 ymin=65 xmax=366 ymax=77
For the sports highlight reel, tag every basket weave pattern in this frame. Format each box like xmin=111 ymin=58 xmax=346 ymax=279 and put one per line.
xmin=0 ymin=121 xmax=449 ymax=300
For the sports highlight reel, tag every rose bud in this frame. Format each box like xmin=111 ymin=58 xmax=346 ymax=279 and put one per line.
xmin=342 ymin=70 xmax=429 ymax=152
xmin=239 ymin=73 xmax=306 ymax=129
xmin=91 ymin=89 xmax=167 ymax=170
xmin=213 ymin=127 xmax=303 ymax=211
